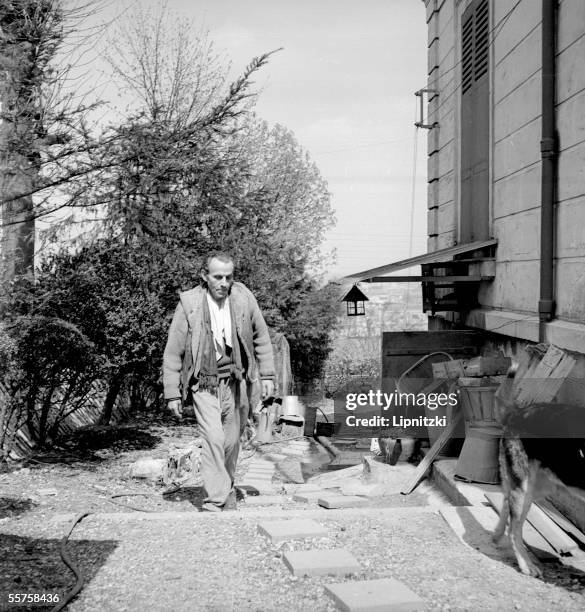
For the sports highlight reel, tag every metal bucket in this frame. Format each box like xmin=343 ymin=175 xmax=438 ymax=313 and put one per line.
xmin=455 ymin=425 xmax=502 ymax=484
xmin=279 ymin=395 xmax=306 ymax=420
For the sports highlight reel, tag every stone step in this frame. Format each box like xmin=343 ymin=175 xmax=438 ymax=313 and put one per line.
xmin=317 ymin=495 xmax=370 ymax=509
xmin=325 ymin=578 xmax=425 ymax=611
xmin=257 ymin=519 xmax=327 ymax=543
xmin=293 ymin=491 xmax=327 ymax=503
xmin=243 ymin=495 xmax=288 ymax=507
xmin=283 ymin=548 xmax=360 ymax=577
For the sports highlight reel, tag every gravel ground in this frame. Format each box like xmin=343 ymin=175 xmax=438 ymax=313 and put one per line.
xmin=1 ymin=417 xmax=585 ymax=611
xmin=2 ymin=507 xmax=585 ymax=611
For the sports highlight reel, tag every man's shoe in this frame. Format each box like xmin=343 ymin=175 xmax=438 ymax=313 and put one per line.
xmin=223 ymin=490 xmax=237 ymax=511
xmin=201 ymin=502 xmax=222 ymax=512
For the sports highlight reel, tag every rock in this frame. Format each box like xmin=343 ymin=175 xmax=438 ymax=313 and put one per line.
xmin=362 ymin=456 xmax=409 ymax=486
xmin=37 ymin=488 xmax=58 ymax=496
xmin=129 ymin=458 xmax=166 ymax=481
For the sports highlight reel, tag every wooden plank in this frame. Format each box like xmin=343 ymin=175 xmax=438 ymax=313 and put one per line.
xmin=537 ymin=500 xmax=585 ymax=547
xmin=400 ymin=411 xmax=463 ymax=495
xmin=484 ymin=492 xmax=558 ymax=559
xmin=370 ymin=275 xmax=493 ymax=283
xmin=514 ymin=345 xmax=575 ymax=407
xmin=527 ymin=503 xmax=578 ymax=555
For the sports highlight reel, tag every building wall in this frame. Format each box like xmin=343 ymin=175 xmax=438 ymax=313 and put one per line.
xmin=426 ymin=0 xmax=460 ymax=253
xmin=556 ymin=0 xmax=585 ymax=322
xmin=424 ymin=0 xmax=585 ymax=342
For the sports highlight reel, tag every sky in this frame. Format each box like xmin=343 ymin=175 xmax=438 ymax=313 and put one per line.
xmin=187 ymin=0 xmax=430 ymax=278
xmin=62 ymin=0 xmax=430 ymax=279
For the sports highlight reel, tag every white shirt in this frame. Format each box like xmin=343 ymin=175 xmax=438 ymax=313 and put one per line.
xmin=206 ymin=293 xmax=232 ymax=360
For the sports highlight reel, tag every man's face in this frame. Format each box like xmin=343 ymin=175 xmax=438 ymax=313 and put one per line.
xmin=202 ymin=258 xmax=234 ymax=302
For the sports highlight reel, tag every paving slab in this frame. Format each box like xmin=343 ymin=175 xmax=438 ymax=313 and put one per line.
xmin=276 ymin=460 xmax=304 ymax=484
xmin=262 ymin=452 xmax=286 ymax=461
xmin=281 ymin=483 xmax=323 ymax=494
xmin=246 ymin=470 xmax=274 ymax=478
xmin=282 ymin=548 xmax=360 ymax=577
xmin=288 ymin=442 xmax=311 ymax=449
xmin=339 ymin=483 xmax=380 ymax=497
xmin=325 ymin=578 xmax=425 ymax=611
xmin=237 ymin=482 xmax=277 ymax=495
xmin=282 ymin=448 xmax=306 ymax=457
xmin=257 ymin=518 xmax=328 ymax=543
xmin=243 ymin=495 xmax=287 ymax=507
xmin=293 ymin=491 xmax=326 ymax=503
xmin=318 ymin=495 xmax=370 ymax=509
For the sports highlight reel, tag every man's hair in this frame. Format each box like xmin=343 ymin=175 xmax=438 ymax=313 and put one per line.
xmin=203 ymin=251 xmax=235 ymax=274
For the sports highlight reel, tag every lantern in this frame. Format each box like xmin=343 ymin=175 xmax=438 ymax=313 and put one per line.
xmin=342 ymin=284 xmax=369 ymax=316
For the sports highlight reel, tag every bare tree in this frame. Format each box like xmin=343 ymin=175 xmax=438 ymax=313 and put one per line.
xmin=105 ymin=3 xmax=230 ymax=125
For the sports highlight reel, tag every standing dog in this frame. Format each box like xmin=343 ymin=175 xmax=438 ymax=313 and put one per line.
xmin=493 ymin=367 xmax=585 ymax=576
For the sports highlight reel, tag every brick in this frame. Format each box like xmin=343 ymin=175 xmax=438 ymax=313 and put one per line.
xmin=257 ymin=519 xmax=327 ymax=543
xmin=317 ymin=495 xmax=370 ymax=509
xmin=325 ymin=578 xmax=425 ymax=612
xmin=283 ymin=548 xmax=360 ymax=577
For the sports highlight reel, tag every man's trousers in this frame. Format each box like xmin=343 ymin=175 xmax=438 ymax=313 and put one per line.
xmin=192 ymin=379 xmax=243 ymax=507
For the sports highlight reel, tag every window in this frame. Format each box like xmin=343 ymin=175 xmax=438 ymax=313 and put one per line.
xmin=460 ymin=0 xmax=490 ymax=242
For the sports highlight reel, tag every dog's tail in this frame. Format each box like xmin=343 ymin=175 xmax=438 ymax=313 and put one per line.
xmin=494 ymin=361 xmax=519 ymax=417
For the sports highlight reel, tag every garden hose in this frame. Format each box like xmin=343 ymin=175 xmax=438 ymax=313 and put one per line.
xmin=51 ymin=492 xmax=166 ymax=611
xmin=51 ymin=511 xmax=92 ymax=612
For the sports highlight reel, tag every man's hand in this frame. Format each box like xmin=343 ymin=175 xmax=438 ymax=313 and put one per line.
xmin=168 ymin=399 xmax=183 ymax=419
xmin=261 ymin=379 xmax=275 ymax=400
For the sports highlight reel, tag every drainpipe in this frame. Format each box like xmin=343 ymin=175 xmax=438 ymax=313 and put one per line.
xmin=538 ymin=0 xmax=557 ymax=342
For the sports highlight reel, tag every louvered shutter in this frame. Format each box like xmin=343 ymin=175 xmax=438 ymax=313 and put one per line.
xmin=460 ymin=0 xmax=490 ymax=242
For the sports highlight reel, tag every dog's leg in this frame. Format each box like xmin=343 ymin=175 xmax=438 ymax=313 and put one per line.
xmin=509 ymin=465 xmax=543 ymax=577
xmin=493 ymin=497 xmax=509 ymax=543
xmin=493 ymin=444 xmax=509 ymax=543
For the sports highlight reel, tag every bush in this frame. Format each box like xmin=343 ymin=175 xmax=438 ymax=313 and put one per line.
xmin=1 ymin=275 xmax=105 ymax=448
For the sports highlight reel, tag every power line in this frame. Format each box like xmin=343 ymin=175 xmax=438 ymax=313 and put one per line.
xmin=314 ymin=136 xmax=415 ymax=155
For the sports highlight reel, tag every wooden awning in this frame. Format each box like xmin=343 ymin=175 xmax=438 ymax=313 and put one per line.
xmin=344 ymin=239 xmax=497 ymax=283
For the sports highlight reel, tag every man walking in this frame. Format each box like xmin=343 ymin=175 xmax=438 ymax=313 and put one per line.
xmin=163 ymin=252 xmax=275 ymax=511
